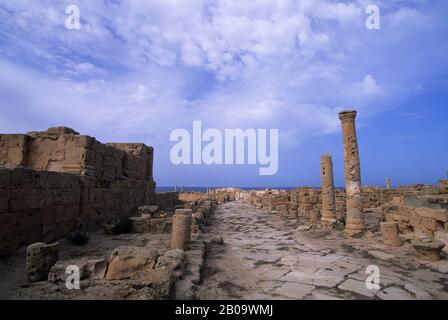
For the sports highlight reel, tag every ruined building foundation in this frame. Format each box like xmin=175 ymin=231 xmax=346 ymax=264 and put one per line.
xmin=339 ymin=110 xmax=365 ymax=237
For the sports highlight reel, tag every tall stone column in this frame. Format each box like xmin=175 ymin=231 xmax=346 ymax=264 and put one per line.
xmin=321 ymin=154 xmax=336 ymax=229
xmin=338 ymin=110 xmax=365 ymax=236
xmin=386 ymin=177 xmax=391 ymax=190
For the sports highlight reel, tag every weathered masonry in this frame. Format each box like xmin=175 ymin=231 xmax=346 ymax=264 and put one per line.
xmin=0 ymin=127 xmax=156 ymax=256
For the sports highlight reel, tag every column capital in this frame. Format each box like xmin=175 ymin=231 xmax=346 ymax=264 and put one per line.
xmin=338 ymin=110 xmax=357 ymax=123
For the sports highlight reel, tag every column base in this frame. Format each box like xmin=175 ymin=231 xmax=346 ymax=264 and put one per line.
xmin=344 ymin=223 xmax=365 ymax=237
xmin=321 ymin=217 xmax=337 ymax=229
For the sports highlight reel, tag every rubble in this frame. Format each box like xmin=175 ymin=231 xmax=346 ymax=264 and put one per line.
xmin=411 ymin=239 xmax=445 ymax=262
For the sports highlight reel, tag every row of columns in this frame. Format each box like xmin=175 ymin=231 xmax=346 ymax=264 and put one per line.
xmin=320 ymin=110 xmax=364 ymax=236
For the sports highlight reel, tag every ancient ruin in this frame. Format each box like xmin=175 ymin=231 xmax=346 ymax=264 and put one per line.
xmin=1 ymin=113 xmax=447 ymax=300
xmin=339 ymin=110 xmax=365 ymax=237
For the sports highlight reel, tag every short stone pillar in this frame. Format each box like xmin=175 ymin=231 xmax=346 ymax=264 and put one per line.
xmin=386 ymin=178 xmax=391 ymax=190
xmin=339 ymin=110 xmax=365 ymax=237
xmin=26 ymin=242 xmax=59 ymax=282
xmin=309 ymin=208 xmax=320 ymax=226
xmin=321 ymin=155 xmax=337 ymax=229
xmin=380 ymin=222 xmax=402 ymax=247
xmin=170 ymin=209 xmax=192 ymax=250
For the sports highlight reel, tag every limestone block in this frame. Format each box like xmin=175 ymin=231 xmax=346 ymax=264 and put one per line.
xmin=0 ymin=134 xmax=29 ymax=167
xmin=411 ymin=239 xmax=445 ymax=262
xmin=415 ymin=207 xmax=448 ymax=222
xmin=421 ymin=217 xmax=441 ymax=232
xmin=74 ymin=135 xmax=94 ymax=149
xmin=138 ymin=205 xmax=159 ymax=216
xmin=105 ymin=246 xmax=159 ymax=280
xmin=48 ymin=258 xmax=107 ymax=282
xmin=130 ymin=216 xmax=151 ymax=233
xmin=155 ymin=249 xmax=186 ymax=277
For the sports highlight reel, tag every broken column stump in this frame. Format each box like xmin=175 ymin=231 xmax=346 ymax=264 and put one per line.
xmin=171 ymin=209 xmax=192 ymax=250
xmin=380 ymin=222 xmax=402 ymax=247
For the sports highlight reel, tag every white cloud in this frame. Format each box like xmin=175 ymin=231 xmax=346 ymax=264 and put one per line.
xmin=0 ymin=0 xmax=446 ymax=150
xmin=359 ymin=74 xmax=384 ymax=96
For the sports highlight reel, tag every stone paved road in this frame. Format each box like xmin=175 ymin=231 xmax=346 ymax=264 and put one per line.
xmin=196 ymin=201 xmax=448 ymax=300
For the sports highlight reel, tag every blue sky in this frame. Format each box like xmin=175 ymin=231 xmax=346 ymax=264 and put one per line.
xmin=0 ymin=0 xmax=447 ymax=188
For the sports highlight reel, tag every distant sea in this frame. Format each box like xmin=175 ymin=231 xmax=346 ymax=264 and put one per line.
xmin=156 ymin=186 xmax=298 ymax=193
xmin=156 ymin=186 xmax=346 ymax=192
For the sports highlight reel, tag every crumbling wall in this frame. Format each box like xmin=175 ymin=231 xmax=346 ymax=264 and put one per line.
xmin=1 ymin=127 xmax=155 ymax=184
xmin=290 ymin=188 xmax=321 ymax=217
xmin=211 ymin=188 xmax=239 ymax=203
xmin=0 ymin=127 xmax=157 ymax=256
xmin=382 ymin=193 xmax=448 ymax=235
xmin=0 ymin=134 xmax=30 ymax=167
xmin=156 ymin=192 xmax=179 ymax=210
xmin=0 ymin=168 xmax=81 ymax=255
xmin=265 ymin=192 xmax=290 ymax=212
xmin=179 ymin=192 xmax=210 ymax=202
xmin=0 ymin=167 xmax=155 ymax=256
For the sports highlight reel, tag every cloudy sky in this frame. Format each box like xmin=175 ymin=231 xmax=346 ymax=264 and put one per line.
xmin=0 ymin=0 xmax=447 ymax=188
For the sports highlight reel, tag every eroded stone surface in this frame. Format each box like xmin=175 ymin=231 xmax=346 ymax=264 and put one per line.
xmin=195 ymin=201 xmax=448 ymax=300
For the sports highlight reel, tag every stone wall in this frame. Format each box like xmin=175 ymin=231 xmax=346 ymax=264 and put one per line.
xmin=381 ymin=193 xmax=448 ymax=252
xmin=179 ymin=192 xmax=210 ymax=203
xmin=156 ymin=192 xmax=179 ymax=210
xmin=440 ymin=180 xmax=448 ymax=193
xmin=0 ymin=134 xmax=30 ymax=167
xmin=0 ymin=127 xmax=156 ymax=256
xmin=241 ymin=184 xmax=444 ymax=224
xmin=1 ymin=127 xmax=155 ymax=183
